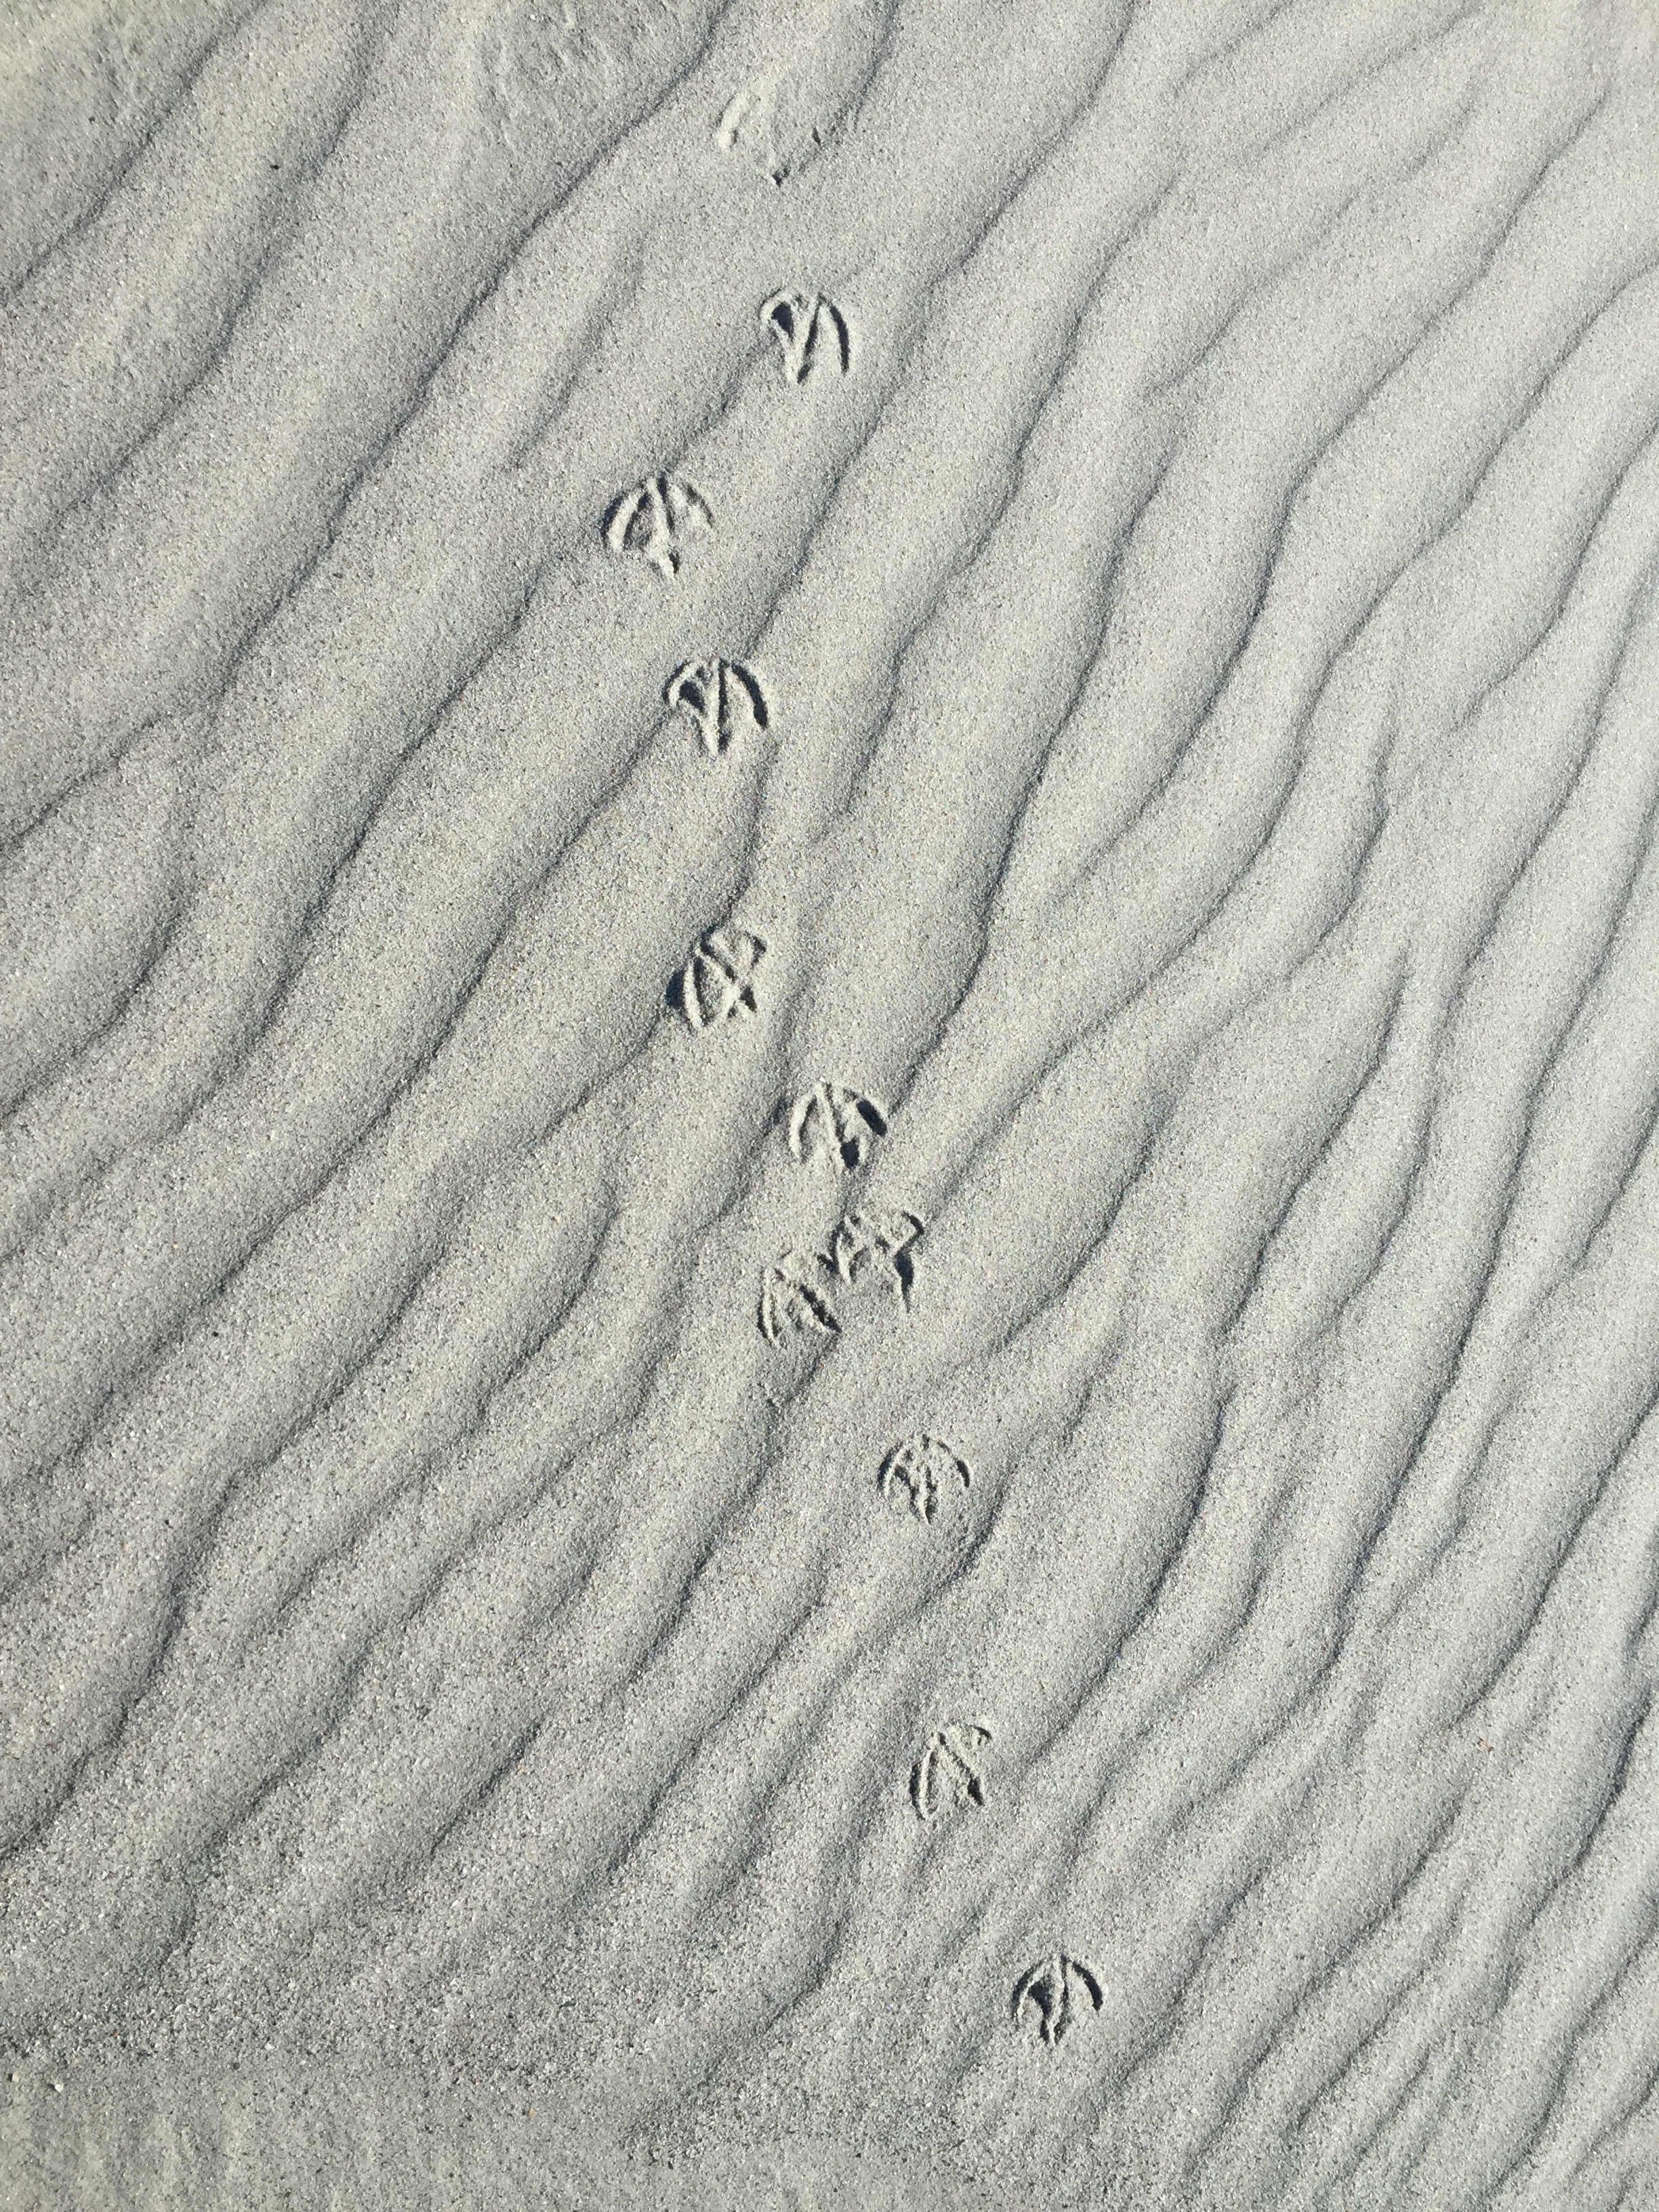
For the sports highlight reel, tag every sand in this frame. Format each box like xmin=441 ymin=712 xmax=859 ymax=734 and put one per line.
xmin=4 ymin=0 xmax=1659 ymax=2204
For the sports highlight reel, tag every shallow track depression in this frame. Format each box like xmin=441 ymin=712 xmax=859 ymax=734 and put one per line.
xmin=3 ymin=1 xmax=1659 ymax=2207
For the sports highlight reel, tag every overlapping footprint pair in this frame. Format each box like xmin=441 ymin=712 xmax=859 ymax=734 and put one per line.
xmin=605 ymin=266 xmax=1095 ymax=2051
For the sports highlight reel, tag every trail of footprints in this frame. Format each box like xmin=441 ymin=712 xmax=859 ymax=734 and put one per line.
xmin=605 ymin=243 xmax=1097 ymax=2051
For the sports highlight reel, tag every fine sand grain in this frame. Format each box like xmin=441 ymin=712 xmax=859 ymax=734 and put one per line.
xmin=5 ymin=0 xmax=1659 ymax=2205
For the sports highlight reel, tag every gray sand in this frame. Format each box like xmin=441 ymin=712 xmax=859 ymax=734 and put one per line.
xmin=4 ymin=0 xmax=1659 ymax=2204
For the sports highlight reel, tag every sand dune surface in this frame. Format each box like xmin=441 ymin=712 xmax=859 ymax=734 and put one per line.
xmin=5 ymin=0 xmax=1659 ymax=2204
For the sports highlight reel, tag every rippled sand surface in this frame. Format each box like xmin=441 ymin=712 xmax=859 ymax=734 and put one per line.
xmin=5 ymin=1 xmax=1659 ymax=2205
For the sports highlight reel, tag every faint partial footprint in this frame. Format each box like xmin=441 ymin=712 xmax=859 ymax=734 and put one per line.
xmin=825 ymin=1208 xmax=922 ymax=1303
xmin=760 ymin=289 xmax=851 ymax=383
xmin=879 ymin=1435 xmax=970 ymax=1523
xmin=787 ymin=1082 xmax=887 ymax=1170
xmin=1012 ymin=1955 xmax=1103 ymax=2047
xmin=717 ymin=83 xmax=787 ymax=182
xmin=485 ymin=1 xmax=683 ymax=159
xmin=716 ymin=81 xmax=824 ymax=185
xmin=716 ymin=8 xmax=887 ymax=184
xmin=759 ymin=1250 xmax=840 ymax=1346
xmin=912 ymin=1723 xmax=991 ymax=1820
xmin=670 ymin=928 xmax=766 ymax=1029
xmin=605 ymin=472 xmax=712 ymax=577
xmin=665 ymin=659 xmax=769 ymax=756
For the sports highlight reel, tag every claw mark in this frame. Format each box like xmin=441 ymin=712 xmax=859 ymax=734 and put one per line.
xmin=824 ymin=1209 xmax=922 ymax=1302
xmin=604 ymin=472 xmax=712 ymax=577
xmin=760 ymin=1252 xmax=840 ymax=1346
xmin=787 ymin=1082 xmax=888 ymax=1170
xmin=912 ymin=1723 xmax=991 ymax=1820
xmin=671 ymin=928 xmax=766 ymax=1029
xmin=1012 ymin=1955 xmax=1103 ymax=2047
xmin=760 ymin=289 xmax=851 ymax=383
xmin=665 ymin=659 xmax=770 ymax=756
xmin=878 ymin=1435 xmax=970 ymax=1523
